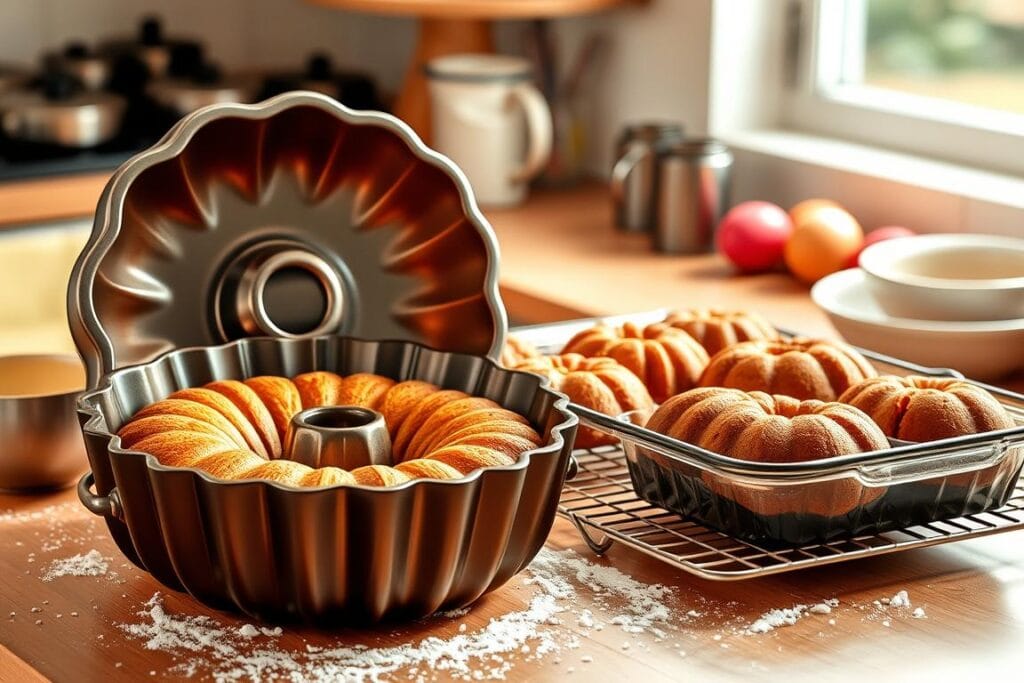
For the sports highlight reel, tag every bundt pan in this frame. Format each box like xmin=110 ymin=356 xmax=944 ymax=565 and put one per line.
xmin=67 ymin=92 xmax=575 ymax=623
xmin=76 ymin=336 xmax=577 ymax=623
xmin=68 ymin=91 xmax=507 ymax=388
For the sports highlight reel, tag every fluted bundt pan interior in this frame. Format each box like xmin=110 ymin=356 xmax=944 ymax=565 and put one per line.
xmin=69 ymin=92 xmax=506 ymax=388
xmin=77 ymin=336 xmax=577 ymax=623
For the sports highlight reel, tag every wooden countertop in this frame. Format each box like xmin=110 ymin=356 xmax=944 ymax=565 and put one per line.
xmin=3 ymin=183 xmax=1024 ymax=681
xmin=0 ymin=173 xmax=108 ymax=227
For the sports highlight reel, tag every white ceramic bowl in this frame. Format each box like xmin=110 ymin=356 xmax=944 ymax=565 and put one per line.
xmin=811 ymin=268 xmax=1024 ymax=380
xmin=859 ymin=233 xmax=1024 ymax=321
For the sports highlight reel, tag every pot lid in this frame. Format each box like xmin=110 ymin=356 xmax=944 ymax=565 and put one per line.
xmin=68 ymin=91 xmax=508 ymax=388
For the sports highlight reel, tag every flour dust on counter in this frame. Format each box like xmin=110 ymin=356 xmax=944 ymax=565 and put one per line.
xmin=41 ymin=548 xmax=111 ymax=581
xmin=114 ymin=548 xmax=684 ymax=682
xmin=2 ymin=497 xmax=945 ymax=680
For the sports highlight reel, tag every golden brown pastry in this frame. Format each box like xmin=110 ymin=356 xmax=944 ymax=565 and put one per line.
xmin=513 ymin=353 xmax=654 ymax=448
xmin=118 ymin=414 xmax=235 ymax=450
xmin=244 ymin=376 xmax=302 ymax=443
xmin=644 ymin=387 xmax=889 ymax=516
xmin=394 ymin=459 xmax=464 ymax=481
xmin=648 ymin=388 xmax=888 ymax=462
xmin=500 ymin=336 xmax=542 ymax=367
xmin=350 ymin=464 xmax=412 ymax=487
xmin=425 ymin=445 xmax=516 ymax=474
xmin=169 ymin=387 xmax=270 ymax=458
xmin=391 ymin=389 xmax=468 ymax=456
xmin=337 ymin=373 xmax=395 ymax=410
xmin=403 ymin=396 xmax=528 ymax=459
xmin=118 ymin=371 xmax=543 ymax=489
xmin=838 ymin=375 xmax=1014 ymax=442
xmin=207 ymin=379 xmax=283 ymax=458
xmin=378 ymin=380 xmax=438 ymax=437
xmin=299 ymin=466 xmax=356 ymax=487
xmin=664 ymin=309 xmax=779 ymax=356
xmin=561 ymin=322 xmax=709 ymax=403
xmin=293 ymin=371 xmax=345 ymax=409
xmin=699 ymin=338 xmax=876 ymax=402
xmin=131 ymin=400 xmax=248 ymax=449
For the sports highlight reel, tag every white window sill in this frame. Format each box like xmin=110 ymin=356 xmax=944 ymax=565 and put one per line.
xmin=720 ymin=128 xmax=1023 ymax=237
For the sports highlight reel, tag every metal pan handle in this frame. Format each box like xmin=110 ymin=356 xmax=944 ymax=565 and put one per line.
xmin=77 ymin=472 xmax=123 ymax=520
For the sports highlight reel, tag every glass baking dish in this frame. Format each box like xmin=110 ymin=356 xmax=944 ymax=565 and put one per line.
xmin=512 ymin=311 xmax=1024 ymax=544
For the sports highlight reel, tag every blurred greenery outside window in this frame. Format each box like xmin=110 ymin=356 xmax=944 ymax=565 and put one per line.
xmin=855 ymin=0 xmax=1024 ymax=115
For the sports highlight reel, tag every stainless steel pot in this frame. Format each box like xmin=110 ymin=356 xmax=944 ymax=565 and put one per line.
xmin=0 ymin=78 xmax=126 ymax=148
xmin=99 ymin=16 xmax=195 ymax=78
xmin=44 ymin=43 xmax=111 ymax=91
xmin=149 ymin=76 xmax=254 ymax=116
xmin=149 ymin=57 xmax=254 ymax=116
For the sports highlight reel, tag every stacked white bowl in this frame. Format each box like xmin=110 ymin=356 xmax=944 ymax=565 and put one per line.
xmin=811 ymin=234 xmax=1024 ymax=380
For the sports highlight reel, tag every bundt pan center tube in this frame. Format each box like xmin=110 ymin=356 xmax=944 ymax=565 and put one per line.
xmin=286 ymin=406 xmax=392 ymax=469
xmin=76 ymin=336 xmax=578 ymax=623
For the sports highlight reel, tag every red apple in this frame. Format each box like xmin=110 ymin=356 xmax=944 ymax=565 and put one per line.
xmin=847 ymin=226 xmax=916 ymax=267
xmin=717 ymin=201 xmax=794 ymax=273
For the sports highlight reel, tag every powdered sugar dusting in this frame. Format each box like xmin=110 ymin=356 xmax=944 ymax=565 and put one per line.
xmin=525 ymin=548 xmax=674 ymax=635
xmin=746 ymin=599 xmax=839 ymax=635
xmin=41 ymin=549 xmax=110 ymax=581
xmin=888 ymin=590 xmax=911 ymax=608
xmin=115 ymin=548 xmax=679 ymax=681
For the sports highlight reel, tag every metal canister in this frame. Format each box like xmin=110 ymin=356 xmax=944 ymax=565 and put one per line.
xmin=610 ymin=122 xmax=683 ymax=232
xmin=654 ymin=138 xmax=733 ymax=254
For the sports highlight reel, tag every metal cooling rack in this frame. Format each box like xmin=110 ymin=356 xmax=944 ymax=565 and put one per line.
xmin=558 ymin=446 xmax=1024 ymax=580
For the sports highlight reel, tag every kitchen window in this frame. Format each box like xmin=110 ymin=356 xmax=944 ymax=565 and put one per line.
xmin=782 ymin=0 xmax=1024 ymax=176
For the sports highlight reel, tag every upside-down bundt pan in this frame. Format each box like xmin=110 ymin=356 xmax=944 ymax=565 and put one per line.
xmin=69 ymin=92 xmax=507 ymax=388
xmin=77 ymin=336 xmax=577 ymax=623
xmin=68 ymin=93 xmax=575 ymax=623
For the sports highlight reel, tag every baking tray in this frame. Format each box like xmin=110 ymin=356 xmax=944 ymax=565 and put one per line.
xmin=511 ymin=311 xmax=1024 ymax=553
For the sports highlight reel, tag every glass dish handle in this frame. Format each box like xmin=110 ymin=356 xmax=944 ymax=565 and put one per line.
xmin=856 ymin=438 xmax=1019 ymax=485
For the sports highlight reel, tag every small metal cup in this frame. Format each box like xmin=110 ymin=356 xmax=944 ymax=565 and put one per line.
xmin=0 ymin=354 xmax=88 ymax=491
xmin=286 ymin=406 xmax=391 ymax=470
xmin=654 ymin=138 xmax=733 ymax=254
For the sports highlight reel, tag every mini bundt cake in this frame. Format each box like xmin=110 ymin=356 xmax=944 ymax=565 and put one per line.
xmin=512 ymin=353 xmax=655 ymax=448
xmin=117 ymin=372 xmax=542 ymax=488
xmin=699 ymin=338 xmax=876 ymax=402
xmin=561 ymin=321 xmax=709 ymax=403
xmin=643 ymin=387 xmax=889 ymax=516
xmin=500 ymin=336 xmax=542 ymax=367
xmin=663 ymin=309 xmax=779 ymax=356
xmin=838 ymin=375 xmax=1014 ymax=442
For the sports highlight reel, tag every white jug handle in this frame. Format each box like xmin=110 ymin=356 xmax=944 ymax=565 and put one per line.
xmin=609 ymin=144 xmax=645 ymax=202
xmin=509 ymin=83 xmax=553 ymax=183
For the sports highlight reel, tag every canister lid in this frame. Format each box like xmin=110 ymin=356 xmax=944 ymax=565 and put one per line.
xmin=662 ymin=137 xmax=730 ymax=156
xmin=620 ymin=122 xmax=684 ymax=143
xmin=68 ymin=92 xmax=508 ymax=388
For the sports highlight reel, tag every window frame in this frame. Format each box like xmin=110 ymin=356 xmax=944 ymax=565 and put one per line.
xmin=781 ymin=0 xmax=1024 ymax=177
